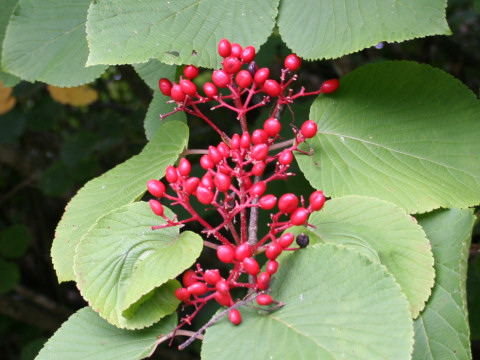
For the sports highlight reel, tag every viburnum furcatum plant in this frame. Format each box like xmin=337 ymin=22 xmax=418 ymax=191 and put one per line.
xmin=147 ymin=38 xmax=338 ymax=347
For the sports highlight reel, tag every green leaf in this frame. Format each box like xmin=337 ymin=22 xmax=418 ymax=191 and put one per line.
xmin=2 ymin=0 xmax=107 ymax=86
xmin=133 ymin=59 xmax=175 ymax=91
xmin=296 ymin=61 xmax=480 ymax=214
xmin=277 ymin=0 xmax=450 ymax=60
xmin=36 ymin=307 xmax=176 ymax=360
xmin=0 ymin=224 xmax=31 ymax=259
xmin=413 ymin=208 xmax=474 ymax=359
xmin=52 ymin=121 xmax=189 ymax=282
xmin=86 ymin=0 xmax=279 ymax=68
xmin=74 ymin=201 xmax=202 ymax=328
xmin=144 ymin=91 xmax=186 ymax=141
xmin=0 ymin=0 xmax=20 ymax=86
xmin=0 ymin=258 xmax=20 ymax=293
xmin=202 ymin=243 xmax=413 ymax=359
xmin=303 ymin=195 xmax=434 ymax=318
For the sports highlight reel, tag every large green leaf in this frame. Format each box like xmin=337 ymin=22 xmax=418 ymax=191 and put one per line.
xmin=202 ymin=243 xmax=413 ymax=359
xmin=413 ymin=208 xmax=474 ymax=359
xmin=52 ymin=121 xmax=189 ymax=282
xmin=86 ymin=0 xmax=279 ymax=68
xmin=277 ymin=0 xmax=450 ymax=60
xmin=0 ymin=0 xmax=20 ymax=86
xmin=296 ymin=61 xmax=480 ymax=214
xmin=75 ymin=202 xmax=203 ymax=329
xmin=1 ymin=0 xmax=107 ymax=86
xmin=133 ymin=59 xmax=176 ymax=91
xmin=36 ymin=307 xmax=177 ymax=360
xmin=302 ymin=196 xmax=434 ymax=318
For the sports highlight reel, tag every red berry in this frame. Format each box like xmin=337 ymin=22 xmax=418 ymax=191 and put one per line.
xmin=251 ymin=143 xmax=269 ymax=161
xmin=235 ymin=243 xmax=253 ymax=261
xmin=321 ymin=79 xmax=340 ymax=94
xmin=266 ymin=243 xmax=283 ymax=260
xmin=147 ymin=179 xmax=166 ymax=197
xmin=175 ymin=287 xmax=191 ymax=302
xmin=301 ymin=120 xmax=317 ymax=138
xmin=184 ymin=177 xmax=200 ymax=194
xmin=214 ymin=291 xmax=232 ymax=306
xmin=290 ymin=207 xmax=309 ymax=225
xmin=309 ymin=190 xmax=326 ymax=211
xmin=183 ymin=65 xmax=199 ymax=79
xmin=256 ymin=294 xmax=272 ymax=306
xmin=214 ymin=173 xmax=231 ymax=192
xmin=201 ymin=174 xmax=214 ymax=189
xmin=240 ymin=132 xmax=251 ymax=148
xmin=284 ymin=54 xmax=302 ymax=71
xmin=252 ymin=129 xmax=269 ymax=145
xmin=257 ymin=272 xmax=271 ymax=290
xmin=180 ymin=79 xmax=197 ymax=96
xmin=204 ymin=269 xmax=222 ymax=285
xmin=263 ymin=79 xmax=281 ymax=97
xmin=251 ymin=161 xmax=266 ymax=176
xmin=230 ymin=43 xmax=242 ymax=58
xmin=200 ymin=154 xmax=214 ymax=170
xmin=203 ymin=82 xmax=218 ymax=98
xmin=177 ymin=158 xmax=191 ymax=177
xmin=182 ymin=270 xmax=197 ymax=287
xmin=278 ymin=149 xmax=293 ymax=165
xmin=188 ymin=282 xmax=208 ymax=296
xmin=254 ymin=67 xmax=269 ymax=84
xmin=229 ymin=309 xmax=242 ymax=325
xmin=266 ymin=260 xmax=279 ymax=275
xmin=278 ymin=233 xmax=295 ymax=248
xmin=217 ymin=245 xmax=235 ymax=263
xmin=158 ymin=78 xmax=172 ymax=96
xmin=249 ymin=181 xmax=266 ymax=198
xmin=259 ymin=194 xmax=277 ymax=210
xmin=278 ymin=193 xmax=299 ymax=213
xmin=170 ymin=83 xmax=186 ymax=102
xmin=217 ymin=142 xmax=230 ymax=158
xmin=149 ymin=199 xmax=164 ymax=216
xmin=196 ymin=186 xmax=214 ymax=204
xmin=218 ymin=38 xmax=232 ymax=58
xmin=231 ymin=134 xmax=241 ymax=149
xmin=235 ymin=70 xmax=253 ymax=88
xmin=212 ymin=69 xmax=231 ymax=88
xmin=165 ymin=165 xmax=178 ymax=183
xmin=243 ymin=257 xmax=260 ymax=276
xmin=241 ymin=46 xmax=256 ymax=63
xmin=263 ymin=118 xmax=281 ymax=137
xmin=208 ymin=145 xmax=223 ymax=164
xmin=215 ymin=279 xmax=230 ymax=294
xmin=242 ymin=176 xmax=253 ymax=190
xmin=223 ymin=57 xmax=242 ymax=74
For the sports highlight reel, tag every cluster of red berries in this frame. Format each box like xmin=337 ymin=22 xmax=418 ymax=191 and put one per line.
xmin=149 ymin=39 xmax=338 ymax=330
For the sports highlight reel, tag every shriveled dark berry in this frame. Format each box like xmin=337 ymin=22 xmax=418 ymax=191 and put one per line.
xmin=296 ymin=233 xmax=310 ymax=248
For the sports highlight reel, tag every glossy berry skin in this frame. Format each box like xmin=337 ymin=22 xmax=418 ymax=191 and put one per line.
xmin=301 ymin=120 xmax=317 ymax=138
xmin=212 ymin=69 xmax=231 ymax=88
xmin=241 ymin=45 xmax=256 ymax=63
xmin=230 ymin=134 xmax=241 ymax=149
xmin=290 ymin=207 xmax=309 ymax=225
xmin=196 ymin=186 xmax=214 ymax=205
xmin=158 ymin=78 xmax=172 ymax=96
xmin=321 ymin=79 xmax=340 ymax=94
xmin=284 ymin=54 xmax=302 ymax=71
xmin=184 ymin=177 xmax=200 ymax=194
xmin=235 ymin=70 xmax=253 ymax=88
xmin=149 ymin=199 xmax=164 ymax=216
xmin=208 ymin=145 xmax=223 ymax=164
xmin=278 ymin=232 xmax=295 ymax=248
xmin=188 ymin=282 xmax=208 ymax=296
xmin=180 ymin=79 xmax=197 ymax=96
xmin=251 ymin=161 xmax=266 ymax=176
xmin=243 ymin=257 xmax=260 ymax=276
xmin=201 ymin=174 xmax=214 ymax=189
xmin=256 ymin=294 xmax=273 ymax=306
xmin=247 ymin=61 xmax=258 ymax=77
xmin=249 ymin=181 xmax=266 ymax=198
xmin=217 ymin=245 xmax=235 ymax=263
xmin=147 ymin=179 xmax=166 ymax=197
xmin=259 ymin=194 xmax=277 ymax=210
xmin=240 ymin=132 xmax=251 ymax=149
xmin=309 ymin=190 xmax=326 ymax=211
xmin=170 ymin=84 xmax=186 ymax=102
xmin=183 ymin=65 xmax=199 ymax=79
xmin=165 ymin=165 xmax=178 ymax=183
xmin=182 ymin=270 xmax=197 ymax=287
xmin=200 ymin=154 xmax=214 ymax=170
xmin=278 ymin=149 xmax=293 ymax=165
xmin=217 ymin=142 xmax=230 ymax=157
xmin=251 ymin=143 xmax=268 ymax=161
xmin=296 ymin=233 xmax=310 ymax=248
xmin=235 ymin=243 xmax=253 ymax=262
xmin=266 ymin=260 xmax=279 ymax=275
xmin=252 ymin=129 xmax=269 ymax=145
xmin=203 ymin=82 xmax=218 ymax=98
xmin=214 ymin=291 xmax=232 ymax=306
xmin=214 ymin=172 xmax=231 ymax=192
xmin=177 ymin=158 xmax=191 ymax=177
xmin=175 ymin=287 xmax=191 ymax=302
xmin=215 ymin=279 xmax=230 ymax=294
xmin=223 ymin=57 xmax=243 ymax=74
xmin=257 ymin=272 xmax=271 ymax=290
xmin=263 ymin=118 xmax=281 ymax=137
xmin=218 ymin=38 xmax=232 ymax=57
xmin=265 ymin=243 xmax=283 ymax=260
xmin=254 ymin=67 xmax=269 ymax=84
xmin=204 ymin=269 xmax=222 ymax=285
xmin=230 ymin=43 xmax=242 ymax=58
xmin=263 ymin=79 xmax=281 ymax=97
xmin=229 ymin=309 xmax=242 ymax=325
xmin=278 ymin=193 xmax=299 ymax=213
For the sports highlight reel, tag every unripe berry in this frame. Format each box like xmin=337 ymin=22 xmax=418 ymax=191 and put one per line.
xmin=214 ymin=173 xmax=231 ymax=192
xmin=263 ymin=79 xmax=281 ymax=97
xmin=147 ymin=179 xmax=166 ymax=197
xmin=252 ymin=129 xmax=269 ymax=145
xmin=240 ymin=132 xmax=251 ymax=148
xmin=204 ymin=269 xmax=222 ymax=285
xmin=257 ymin=272 xmax=271 ymax=290
xmin=203 ymin=82 xmax=218 ymax=98
xmin=214 ymin=290 xmax=232 ymax=306
xmin=165 ymin=165 xmax=178 ymax=183
xmin=217 ymin=245 xmax=235 ymax=263
xmin=296 ymin=233 xmax=310 ymax=248
xmin=149 ymin=199 xmax=164 ymax=216
xmin=241 ymin=45 xmax=256 ymax=63
xmin=218 ymin=38 xmax=232 ymax=57
xmin=309 ymin=190 xmax=326 ymax=211
xmin=230 ymin=134 xmax=241 ymax=149
xmin=290 ymin=207 xmax=309 ymax=225
xmin=278 ymin=232 xmax=295 ymax=248
xmin=251 ymin=161 xmax=266 ymax=176
xmin=259 ymin=194 xmax=277 ymax=210
xmin=229 ymin=309 xmax=242 ymax=325
xmin=235 ymin=70 xmax=253 ymax=88
xmin=188 ymin=282 xmax=208 ymax=296
xmin=200 ymin=154 xmax=214 ymax=170
xmin=249 ymin=181 xmax=266 ymax=198
xmin=278 ymin=149 xmax=293 ymax=165
xmin=266 ymin=260 xmax=279 ymax=275
xmin=243 ymin=257 xmax=260 ymax=276
xmin=212 ymin=69 xmax=231 ymax=88
xmin=177 ymin=158 xmax=191 ymax=177
xmin=266 ymin=243 xmax=283 ymax=260
xmin=215 ymin=279 xmax=230 ymax=294
xmin=175 ymin=287 xmax=191 ymax=302
xmin=235 ymin=243 xmax=253 ymax=261
xmin=170 ymin=83 xmax=186 ymax=102
xmin=278 ymin=193 xmax=299 ymax=213
xmin=183 ymin=65 xmax=200 ymax=79
xmin=180 ymin=79 xmax=197 ymax=96
xmin=182 ymin=270 xmax=197 ymax=287
xmin=223 ymin=57 xmax=243 ymax=74
xmin=284 ymin=54 xmax=302 ymax=71
xmin=208 ymin=145 xmax=223 ymax=164
xmin=263 ymin=118 xmax=281 ymax=137
xmin=158 ymin=78 xmax=172 ymax=96
xmin=254 ymin=67 xmax=270 ymax=84
xmin=230 ymin=43 xmax=242 ymax=58
xmin=184 ymin=177 xmax=200 ymax=194
xmin=256 ymin=294 xmax=273 ymax=306
xmin=321 ymin=79 xmax=340 ymax=94
xmin=301 ymin=120 xmax=317 ymax=138
xmin=196 ymin=186 xmax=214 ymax=205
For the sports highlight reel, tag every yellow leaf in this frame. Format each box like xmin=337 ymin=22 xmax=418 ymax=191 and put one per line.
xmin=0 ymin=82 xmax=16 ymax=115
xmin=47 ymin=85 xmax=98 ymax=106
